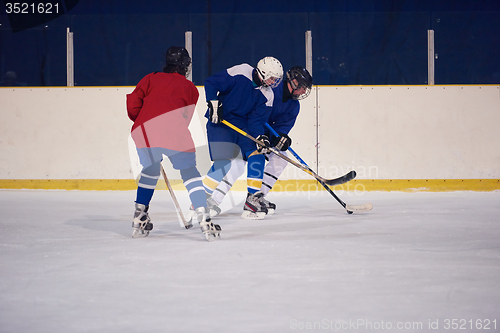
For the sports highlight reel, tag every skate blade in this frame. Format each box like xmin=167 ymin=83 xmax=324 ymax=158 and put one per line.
xmin=267 ymin=208 xmax=275 ymax=215
xmin=203 ymin=231 xmax=221 ymax=241
xmin=241 ymin=211 xmax=266 ymax=220
xmin=132 ymin=229 xmax=150 ymax=238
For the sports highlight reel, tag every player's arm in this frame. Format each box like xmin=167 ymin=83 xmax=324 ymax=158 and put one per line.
xmin=126 ymin=76 xmax=150 ymax=121
xmin=248 ymin=102 xmax=273 ymax=154
xmin=204 ymin=69 xmax=236 ymax=101
xmin=248 ymin=90 xmax=272 ymax=137
xmin=204 ymin=70 xmax=235 ymax=123
xmin=269 ymin=104 xmax=300 ymax=151
xmin=182 ymin=83 xmax=200 ymax=125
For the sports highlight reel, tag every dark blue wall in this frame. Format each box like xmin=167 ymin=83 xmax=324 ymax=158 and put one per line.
xmin=1 ymin=0 xmax=499 ymax=86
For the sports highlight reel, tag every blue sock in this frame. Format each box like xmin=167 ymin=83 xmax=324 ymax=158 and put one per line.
xmin=136 ymin=162 xmax=161 ymax=206
xmin=246 ymin=153 xmax=265 ymax=194
xmin=181 ymin=166 xmax=206 ymax=209
xmin=136 ymin=187 xmax=155 ymax=206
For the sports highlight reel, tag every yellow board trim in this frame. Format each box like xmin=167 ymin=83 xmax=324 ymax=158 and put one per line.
xmin=266 ymin=179 xmax=500 ymax=192
xmin=0 ymin=179 xmax=498 ymax=192
xmin=342 ymin=179 xmax=500 ymax=192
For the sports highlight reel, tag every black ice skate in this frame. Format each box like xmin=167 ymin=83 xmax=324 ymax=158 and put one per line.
xmin=196 ymin=207 xmax=221 ymax=241
xmin=132 ymin=203 xmax=153 ymax=238
xmin=262 ymin=196 xmax=276 ymax=215
xmin=241 ymin=191 xmax=268 ymax=220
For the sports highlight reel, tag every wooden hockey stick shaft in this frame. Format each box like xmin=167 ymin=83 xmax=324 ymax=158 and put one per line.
xmin=160 ymin=164 xmax=191 ymax=229
xmin=264 ymin=122 xmax=372 ymax=214
xmin=221 ymin=120 xmax=353 ymax=186
xmin=264 ymin=123 xmax=350 ymax=212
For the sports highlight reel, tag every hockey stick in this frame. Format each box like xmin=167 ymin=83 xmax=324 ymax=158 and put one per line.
xmin=265 ymin=123 xmax=356 ymax=186
xmin=221 ymin=120 xmax=354 ymax=186
xmin=160 ymin=164 xmax=192 ymax=229
xmin=265 ymin=123 xmax=372 ymax=214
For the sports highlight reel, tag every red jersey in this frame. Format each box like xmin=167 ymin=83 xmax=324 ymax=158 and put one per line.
xmin=127 ymin=72 xmax=199 ymax=152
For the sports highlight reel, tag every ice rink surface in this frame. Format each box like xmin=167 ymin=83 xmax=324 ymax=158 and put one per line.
xmin=1 ymin=189 xmax=499 ymax=333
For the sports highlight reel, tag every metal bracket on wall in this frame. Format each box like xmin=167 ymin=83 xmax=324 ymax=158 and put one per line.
xmin=428 ymin=29 xmax=435 ymax=85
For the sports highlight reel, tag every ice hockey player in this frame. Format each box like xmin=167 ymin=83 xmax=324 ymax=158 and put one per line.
xmin=127 ymin=46 xmax=221 ymax=240
xmin=202 ymin=56 xmax=283 ymax=219
xmin=207 ymin=66 xmax=313 ymax=217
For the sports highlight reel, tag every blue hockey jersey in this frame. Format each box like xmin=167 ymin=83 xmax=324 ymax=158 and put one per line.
xmin=267 ymin=80 xmax=300 ymax=137
xmin=204 ymin=64 xmax=273 ymax=138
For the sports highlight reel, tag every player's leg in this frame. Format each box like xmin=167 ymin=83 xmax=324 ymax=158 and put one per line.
xmin=203 ymin=123 xmax=240 ymax=197
xmin=259 ymin=151 xmax=289 ymax=214
xmin=132 ymin=148 xmax=162 ymax=237
xmin=241 ymin=136 xmax=268 ymax=219
xmin=168 ymin=149 xmax=221 ymax=240
xmin=204 ymin=158 xmax=232 ymax=196
xmin=209 ymin=157 xmax=247 ymax=214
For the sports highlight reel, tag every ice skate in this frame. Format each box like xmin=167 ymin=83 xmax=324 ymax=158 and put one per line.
xmin=207 ymin=196 xmax=222 ymax=217
xmin=241 ymin=191 xmax=268 ymax=220
xmin=261 ymin=196 xmax=276 ymax=215
xmin=185 ymin=196 xmax=221 ymax=229
xmin=132 ymin=203 xmax=153 ymax=238
xmin=196 ymin=207 xmax=221 ymax=241
xmin=185 ymin=205 xmax=196 ymax=229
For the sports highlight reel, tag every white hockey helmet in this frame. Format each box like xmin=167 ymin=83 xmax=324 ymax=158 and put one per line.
xmin=256 ymin=56 xmax=283 ymax=88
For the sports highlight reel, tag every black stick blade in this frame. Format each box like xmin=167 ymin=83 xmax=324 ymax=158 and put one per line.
xmin=324 ymin=170 xmax=357 ymax=186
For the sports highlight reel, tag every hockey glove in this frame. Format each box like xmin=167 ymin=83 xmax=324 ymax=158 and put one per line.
xmin=208 ymin=100 xmax=223 ymax=124
xmin=271 ymin=133 xmax=292 ymax=151
xmin=256 ymin=135 xmax=271 ymax=154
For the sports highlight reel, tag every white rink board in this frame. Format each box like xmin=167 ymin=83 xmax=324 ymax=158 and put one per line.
xmin=317 ymin=85 xmax=500 ymax=179
xmin=0 ymin=87 xmax=133 ymax=179
xmin=0 ymin=85 xmax=499 ymax=180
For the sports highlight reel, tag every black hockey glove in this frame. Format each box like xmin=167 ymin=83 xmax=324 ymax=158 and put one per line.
xmin=271 ymin=133 xmax=292 ymax=151
xmin=256 ymin=135 xmax=271 ymax=154
xmin=208 ymin=100 xmax=223 ymax=124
